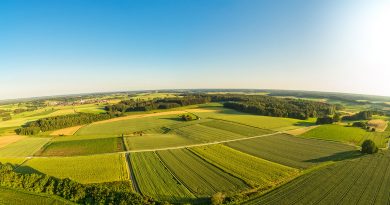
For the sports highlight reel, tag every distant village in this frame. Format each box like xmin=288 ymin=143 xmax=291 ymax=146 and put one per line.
xmin=46 ymin=99 xmax=109 ymax=106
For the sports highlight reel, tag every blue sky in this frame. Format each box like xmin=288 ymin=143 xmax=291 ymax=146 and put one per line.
xmin=1 ymin=0 xmax=389 ymax=99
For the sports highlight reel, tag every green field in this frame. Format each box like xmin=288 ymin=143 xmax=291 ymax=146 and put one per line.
xmin=130 ymin=152 xmax=195 ymax=203
xmin=201 ymin=110 xmax=314 ymax=131
xmin=157 ymin=149 xmax=248 ymax=197
xmin=302 ymin=124 xmax=388 ymax=148
xmin=125 ymin=134 xmax=195 ymax=150
xmin=244 ymin=152 xmax=390 ymax=205
xmin=174 ymin=124 xmax=247 ymax=142
xmin=36 ymin=137 xmax=123 ymax=156
xmin=76 ymin=115 xmax=180 ymax=135
xmin=0 ymin=187 xmax=71 ymax=205
xmin=226 ymin=133 xmax=358 ymax=169
xmin=0 ymin=157 xmax=26 ymax=165
xmin=0 ymin=137 xmax=50 ymax=157
xmin=200 ymin=119 xmax=274 ymax=136
xmin=191 ymin=144 xmax=298 ymax=189
xmin=16 ymin=154 xmax=128 ymax=184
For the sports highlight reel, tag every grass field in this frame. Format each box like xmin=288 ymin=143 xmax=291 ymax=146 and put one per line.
xmin=50 ymin=125 xmax=84 ymax=136
xmin=200 ymin=120 xmax=274 ymax=136
xmin=36 ymin=137 xmax=123 ymax=156
xmin=302 ymin=124 xmax=388 ymax=148
xmin=16 ymin=154 xmax=128 ymax=184
xmin=0 ymin=157 xmax=26 ymax=165
xmin=191 ymin=145 xmax=298 ymax=189
xmin=226 ymin=133 xmax=358 ymax=169
xmin=0 ymin=135 xmax=26 ymax=148
xmin=125 ymin=134 xmax=196 ymax=150
xmin=129 ymin=152 xmax=195 ymax=203
xmin=157 ymin=149 xmax=248 ymax=197
xmin=76 ymin=115 xmax=181 ymax=135
xmin=174 ymin=124 xmax=247 ymax=142
xmin=0 ymin=187 xmax=71 ymax=205
xmin=202 ymin=109 xmax=315 ymax=131
xmin=244 ymin=152 xmax=390 ymax=205
xmin=0 ymin=137 xmax=50 ymax=157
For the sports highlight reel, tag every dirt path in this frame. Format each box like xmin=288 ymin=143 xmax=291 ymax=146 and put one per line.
xmin=125 ymin=153 xmax=141 ymax=193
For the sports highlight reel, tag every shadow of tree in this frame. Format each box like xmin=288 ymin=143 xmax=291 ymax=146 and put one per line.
xmin=304 ymin=150 xmax=362 ymax=163
xmin=293 ymin=121 xmax=316 ymax=127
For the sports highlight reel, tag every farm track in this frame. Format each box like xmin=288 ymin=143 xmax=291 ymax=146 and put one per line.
xmin=125 ymin=153 xmax=141 ymax=194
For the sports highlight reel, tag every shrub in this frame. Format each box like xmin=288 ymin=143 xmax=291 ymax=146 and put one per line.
xmin=211 ymin=192 xmax=225 ymax=205
xmin=316 ymin=117 xmax=333 ymax=125
xmin=361 ymin=139 xmax=378 ymax=154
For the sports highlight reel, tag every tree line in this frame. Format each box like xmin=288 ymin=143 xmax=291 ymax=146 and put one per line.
xmin=15 ymin=113 xmax=115 ymax=135
xmin=105 ymin=95 xmax=211 ymax=113
xmin=216 ymin=94 xmax=335 ymax=120
xmin=342 ymin=111 xmax=373 ymax=121
xmin=0 ymin=163 xmax=155 ymax=204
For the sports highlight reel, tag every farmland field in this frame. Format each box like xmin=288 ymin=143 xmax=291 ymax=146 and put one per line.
xmin=191 ymin=144 xmax=298 ymax=188
xmin=173 ymin=124 xmax=247 ymax=142
xmin=76 ymin=115 xmax=181 ymax=135
xmin=0 ymin=137 xmax=50 ymax=157
xmin=202 ymin=110 xmax=314 ymax=131
xmin=129 ymin=152 xmax=195 ymax=203
xmin=125 ymin=134 xmax=196 ymax=150
xmin=16 ymin=154 xmax=129 ymax=184
xmin=200 ymin=120 xmax=274 ymax=136
xmin=157 ymin=149 xmax=248 ymax=197
xmin=0 ymin=187 xmax=71 ymax=205
xmin=36 ymin=137 xmax=123 ymax=156
xmin=244 ymin=152 xmax=390 ymax=205
xmin=0 ymin=135 xmax=26 ymax=148
xmin=302 ymin=124 xmax=388 ymax=148
xmin=226 ymin=133 xmax=358 ymax=169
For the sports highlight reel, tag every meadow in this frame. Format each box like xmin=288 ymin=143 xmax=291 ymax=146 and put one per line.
xmin=200 ymin=120 xmax=274 ymax=136
xmin=16 ymin=153 xmax=129 ymax=184
xmin=0 ymin=187 xmax=71 ymax=205
xmin=0 ymin=137 xmax=50 ymax=157
xmin=226 ymin=133 xmax=358 ymax=169
xmin=244 ymin=151 xmax=390 ymax=205
xmin=125 ymin=134 xmax=195 ymax=150
xmin=191 ymin=144 xmax=299 ymax=189
xmin=36 ymin=137 xmax=123 ymax=156
xmin=173 ymin=124 xmax=247 ymax=142
xmin=302 ymin=124 xmax=389 ymax=148
xmin=157 ymin=149 xmax=248 ymax=197
xmin=129 ymin=152 xmax=196 ymax=203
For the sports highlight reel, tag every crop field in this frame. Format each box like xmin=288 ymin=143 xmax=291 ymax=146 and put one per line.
xmin=36 ymin=137 xmax=123 ymax=156
xmin=129 ymin=152 xmax=195 ymax=203
xmin=226 ymin=133 xmax=358 ymax=169
xmin=244 ymin=152 xmax=390 ymax=205
xmin=174 ymin=124 xmax=246 ymax=142
xmin=201 ymin=109 xmax=314 ymax=131
xmin=16 ymin=154 xmax=128 ymax=184
xmin=50 ymin=125 xmax=84 ymax=136
xmin=302 ymin=124 xmax=388 ymax=148
xmin=125 ymin=134 xmax=195 ymax=150
xmin=0 ymin=137 xmax=50 ymax=157
xmin=200 ymin=120 xmax=274 ymax=136
xmin=157 ymin=149 xmax=248 ymax=197
xmin=51 ymin=134 xmax=119 ymax=142
xmin=0 ymin=157 xmax=26 ymax=165
xmin=367 ymin=119 xmax=388 ymax=132
xmin=0 ymin=187 xmax=71 ymax=205
xmin=191 ymin=145 xmax=298 ymax=188
xmin=0 ymin=135 xmax=26 ymax=148
xmin=75 ymin=115 xmax=181 ymax=135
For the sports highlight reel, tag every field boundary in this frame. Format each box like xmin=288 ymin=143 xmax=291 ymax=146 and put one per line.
xmin=125 ymin=153 xmax=141 ymax=193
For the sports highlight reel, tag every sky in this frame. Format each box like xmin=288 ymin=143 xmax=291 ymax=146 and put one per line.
xmin=0 ymin=0 xmax=389 ymax=99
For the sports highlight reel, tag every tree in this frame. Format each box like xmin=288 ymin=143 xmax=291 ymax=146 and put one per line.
xmin=333 ymin=113 xmax=341 ymax=122
xmin=316 ymin=116 xmax=333 ymax=125
xmin=361 ymin=139 xmax=378 ymax=154
xmin=211 ymin=192 xmax=225 ymax=205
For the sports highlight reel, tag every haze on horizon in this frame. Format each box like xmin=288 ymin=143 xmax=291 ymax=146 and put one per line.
xmin=1 ymin=0 xmax=389 ymax=100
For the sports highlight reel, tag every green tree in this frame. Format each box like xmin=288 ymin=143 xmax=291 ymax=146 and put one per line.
xmin=361 ymin=139 xmax=378 ymax=154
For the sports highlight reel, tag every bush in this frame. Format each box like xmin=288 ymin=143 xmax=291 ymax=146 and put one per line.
xmin=211 ymin=192 xmax=225 ymax=205
xmin=316 ymin=117 xmax=333 ymax=125
xmin=361 ymin=139 xmax=378 ymax=154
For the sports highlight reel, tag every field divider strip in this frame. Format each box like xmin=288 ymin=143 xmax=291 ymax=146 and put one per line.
xmin=125 ymin=153 xmax=141 ymax=194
